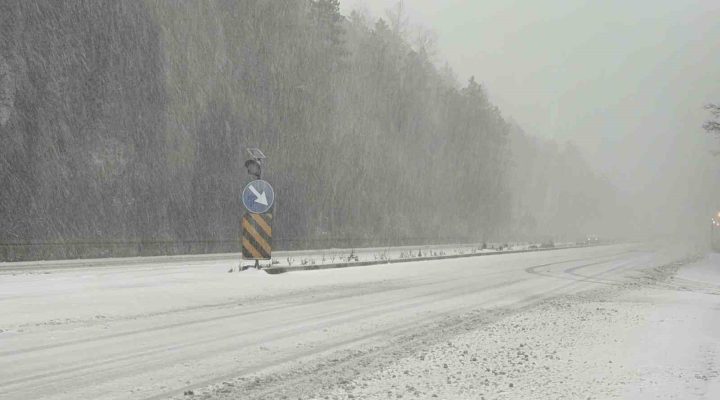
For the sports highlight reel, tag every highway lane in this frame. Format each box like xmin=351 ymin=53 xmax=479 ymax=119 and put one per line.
xmin=0 ymin=243 xmax=686 ymax=399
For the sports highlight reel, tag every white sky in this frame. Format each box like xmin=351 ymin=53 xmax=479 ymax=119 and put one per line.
xmin=341 ymin=0 xmax=720 ymax=228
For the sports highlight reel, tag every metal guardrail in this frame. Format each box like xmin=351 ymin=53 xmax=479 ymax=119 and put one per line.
xmin=0 ymin=241 xmax=592 ymax=274
xmin=0 ymin=237 xmax=548 ymax=262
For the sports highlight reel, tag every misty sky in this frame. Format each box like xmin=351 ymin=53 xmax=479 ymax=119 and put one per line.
xmin=342 ymin=0 xmax=720 ymax=232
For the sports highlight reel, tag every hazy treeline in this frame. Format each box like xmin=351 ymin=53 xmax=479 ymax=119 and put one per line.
xmin=0 ymin=0 xmax=610 ymax=260
xmin=508 ymin=123 xmax=617 ymax=240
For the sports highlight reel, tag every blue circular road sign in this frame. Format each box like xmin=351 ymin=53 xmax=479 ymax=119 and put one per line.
xmin=242 ymin=180 xmax=274 ymax=214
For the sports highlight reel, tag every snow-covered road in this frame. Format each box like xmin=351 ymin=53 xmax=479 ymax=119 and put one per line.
xmin=1 ymin=244 xmax=718 ymax=399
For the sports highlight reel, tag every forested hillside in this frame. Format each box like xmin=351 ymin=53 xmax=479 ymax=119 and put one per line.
xmin=0 ymin=0 xmax=611 ymax=261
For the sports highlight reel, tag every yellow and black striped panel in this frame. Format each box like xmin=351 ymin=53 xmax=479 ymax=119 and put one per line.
xmin=241 ymin=212 xmax=272 ymax=260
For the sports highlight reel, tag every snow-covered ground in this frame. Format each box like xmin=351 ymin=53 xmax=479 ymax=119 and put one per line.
xmin=293 ymin=257 xmax=720 ymax=400
xmin=1 ymin=243 xmax=717 ymax=399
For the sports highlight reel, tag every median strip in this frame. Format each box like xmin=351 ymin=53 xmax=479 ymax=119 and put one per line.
xmin=264 ymin=245 xmax=589 ymax=274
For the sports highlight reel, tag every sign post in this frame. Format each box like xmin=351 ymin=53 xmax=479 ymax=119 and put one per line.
xmin=239 ymin=148 xmax=274 ymax=271
xmin=241 ymin=212 xmax=273 ymax=261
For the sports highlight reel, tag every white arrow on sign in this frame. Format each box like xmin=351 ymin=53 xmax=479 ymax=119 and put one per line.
xmin=248 ymin=185 xmax=269 ymax=206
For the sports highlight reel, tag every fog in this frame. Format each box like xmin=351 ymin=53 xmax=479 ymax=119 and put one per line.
xmin=4 ymin=4 xmax=720 ymax=398
xmin=346 ymin=0 xmax=720 ymax=239
xmin=1 ymin=0 xmax=719 ymax=261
